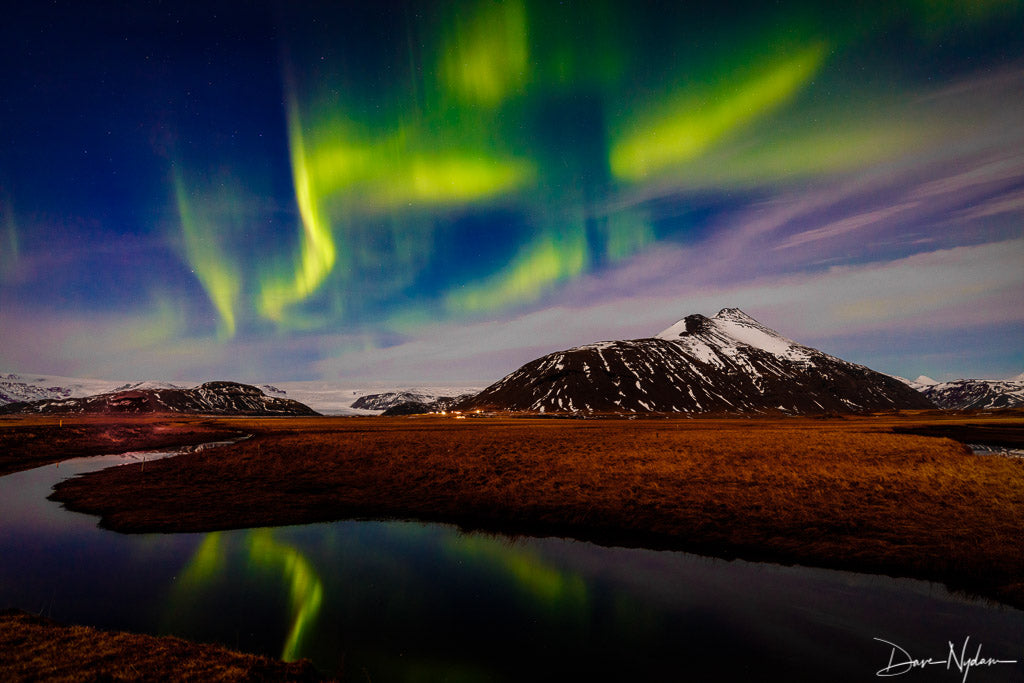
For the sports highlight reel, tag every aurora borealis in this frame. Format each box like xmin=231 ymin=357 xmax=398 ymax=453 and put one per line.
xmin=1 ymin=0 xmax=1022 ymax=383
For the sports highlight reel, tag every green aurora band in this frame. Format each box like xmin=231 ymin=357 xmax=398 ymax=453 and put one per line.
xmin=165 ymin=0 xmax=1020 ymax=339
xmin=170 ymin=530 xmax=325 ymax=662
xmin=173 ymin=169 xmax=242 ymax=339
xmin=246 ymin=529 xmax=325 ymax=662
xmin=166 ymin=523 xmax=594 ymax=667
xmin=258 ymin=97 xmax=338 ymax=323
xmin=443 ymin=534 xmax=588 ymax=610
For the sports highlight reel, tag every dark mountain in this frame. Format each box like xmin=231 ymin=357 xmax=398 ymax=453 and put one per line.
xmin=354 ymin=391 xmax=473 ymax=413
xmin=456 ymin=308 xmax=934 ymax=415
xmin=378 ymin=394 xmax=475 ymax=416
xmin=352 ymin=391 xmax=442 ymax=411
xmin=0 ymin=381 xmax=319 ymax=416
xmin=381 ymin=401 xmax=436 ymax=416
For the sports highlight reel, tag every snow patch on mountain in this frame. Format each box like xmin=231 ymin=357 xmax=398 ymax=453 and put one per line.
xmin=114 ymin=380 xmax=187 ymax=392
xmin=252 ymin=382 xmax=482 ymax=415
xmin=0 ymin=374 xmax=483 ymax=416
xmin=351 ymin=388 xmax=483 ymax=412
xmin=1 ymin=381 xmax=318 ymax=416
xmin=656 ymin=308 xmax=814 ymax=363
xmin=459 ymin=308 xmax=932 ymax=415
xmin=917 ymin=377 xmax=1024 ymax=410
xmin=894 ymin=371 xmax=1024 ymax=409
xmin=0 ymin=373 xmax=123 ymax=405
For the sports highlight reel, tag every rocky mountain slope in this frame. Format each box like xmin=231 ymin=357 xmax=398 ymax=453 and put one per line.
xmin=353 ymin=391 xmax=475 ymax=414
xmin=352 ymin=391 xmax=449 ymax=411
xmin=0 ymin=374 xmax=482 ymax=416
xmin=456 ymin=308 xmax=935 ymax=415
xmin=0 ymin=381 xmax=319 ymax=416
xmin=0 ymin=373 xmax=122 ymax=405
xmin=906 ymin=376 xmax=1024 ymax=410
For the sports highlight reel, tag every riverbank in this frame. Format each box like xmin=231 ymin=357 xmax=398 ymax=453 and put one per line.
xmin=0 ymin=609 xmax=326 ymax=682
xmin=0 ymin=415 xmax=241 ymax=476
xmin=37 ymin=412 xmax=1024 ymax=609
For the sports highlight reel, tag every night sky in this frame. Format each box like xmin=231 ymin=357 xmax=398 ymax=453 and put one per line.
xmin=1 ymin=0 xmax=1022 ymax=384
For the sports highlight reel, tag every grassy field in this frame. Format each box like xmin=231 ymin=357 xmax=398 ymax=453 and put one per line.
xmin=0 ymin=415 xmax=241 ymax=476
xmin=0 ymin=609 xmax=325 ymax=682
xmin=32 ymin=410 xmax=1024 ymax=608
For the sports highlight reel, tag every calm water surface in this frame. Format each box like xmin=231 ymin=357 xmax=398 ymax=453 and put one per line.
xmin=1 ymin=450 xmax=1021 ymax=682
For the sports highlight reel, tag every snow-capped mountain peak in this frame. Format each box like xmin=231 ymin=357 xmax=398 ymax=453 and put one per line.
xmin=656 ymin=308 xmax=811 ymax=362
xmin=459 ymin=309 xmax=932 ymax=414
xmin=713 ymin=307 xmax=759 ymax=324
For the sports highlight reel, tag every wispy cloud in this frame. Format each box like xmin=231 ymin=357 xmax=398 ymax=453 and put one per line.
xmin=306 ymin=238 xmax=1023 ymax=383
xmin=774 ymin=201 xmax=922 ymax=250
xmin=957 ymin=186 xmax=1024 ymax=220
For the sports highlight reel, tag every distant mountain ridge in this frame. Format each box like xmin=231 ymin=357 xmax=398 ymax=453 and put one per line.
xmin=0 ymin=373 xmax=122 ymax=405
xmin=0 ymin=381 xmax=319 ymax=416
xmin=902 ymin=376 xmax=1024 ymax=410
xmin=456 ymin=308 xmax=935 ymax=415
xmin=0 ymin=374 xmax=481 ymax=416
xmin=4 ymin=337 xmax=1018 ymax=415
xmin=353 ymin=391 xmax=475 ymax=414
xmin=352 ymin=391 xmax=449 ymax=411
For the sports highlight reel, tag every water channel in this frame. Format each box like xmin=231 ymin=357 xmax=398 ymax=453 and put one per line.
xmin=1 ymin=448 xmax=1021 ymax=681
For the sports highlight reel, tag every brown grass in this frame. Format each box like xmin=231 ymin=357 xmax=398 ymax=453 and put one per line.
xmin=0 ymin=415 xmax=242 ymax=476
xmin=38 ymin=412 xmax=1024 ymax=608
xmin=0 ymin=609 xmax=327 ymax=682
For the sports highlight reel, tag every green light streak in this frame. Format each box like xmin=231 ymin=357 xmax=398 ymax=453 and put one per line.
xmin=610 ymin=42 xmax=828 ymax=181
xmin=172 ymin=169 xmax=241 ymax=338
xmin=175 ymin=532 xmax=227 ymax=589
xmin=446 ymin=226 xmax=588 ymax=313
xmin=405 ymin=155 xmax=533 ymax=204
xmin=171 ymin=531 xmax=324 ymax=663
xmin=168 ymin=1 xmax=1017 ymax=331
xmin=439 ymin=0 xmax=530 ymax=106
xmin=258 ymin=98 xmax=338 ymax=322
xmin=661 ymin=100 xmax=939 ymax=189
xmin=444 ymin=534 xmax=588 ymax=609
xmin=298 ymin=120 xmax=534 ymax=210
xmin=246 ymin=529 xmax=324 ymax=662
xmin=259 ymin=90 xmax=535 ymax=326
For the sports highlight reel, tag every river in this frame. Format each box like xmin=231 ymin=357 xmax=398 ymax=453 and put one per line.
xmin=1 ymin=448 xmax=1021 ymax=681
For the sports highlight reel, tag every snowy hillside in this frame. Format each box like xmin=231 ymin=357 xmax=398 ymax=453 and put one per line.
xmin=0 ymin=373 xmax=124 ymax=405
xmin=458 ymin=308 xmax=934 ymax=414
xmin=0 ymin=373 xmax=481 ymax=416
xmin=270 ymin=383 xmax=481 ymax=415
